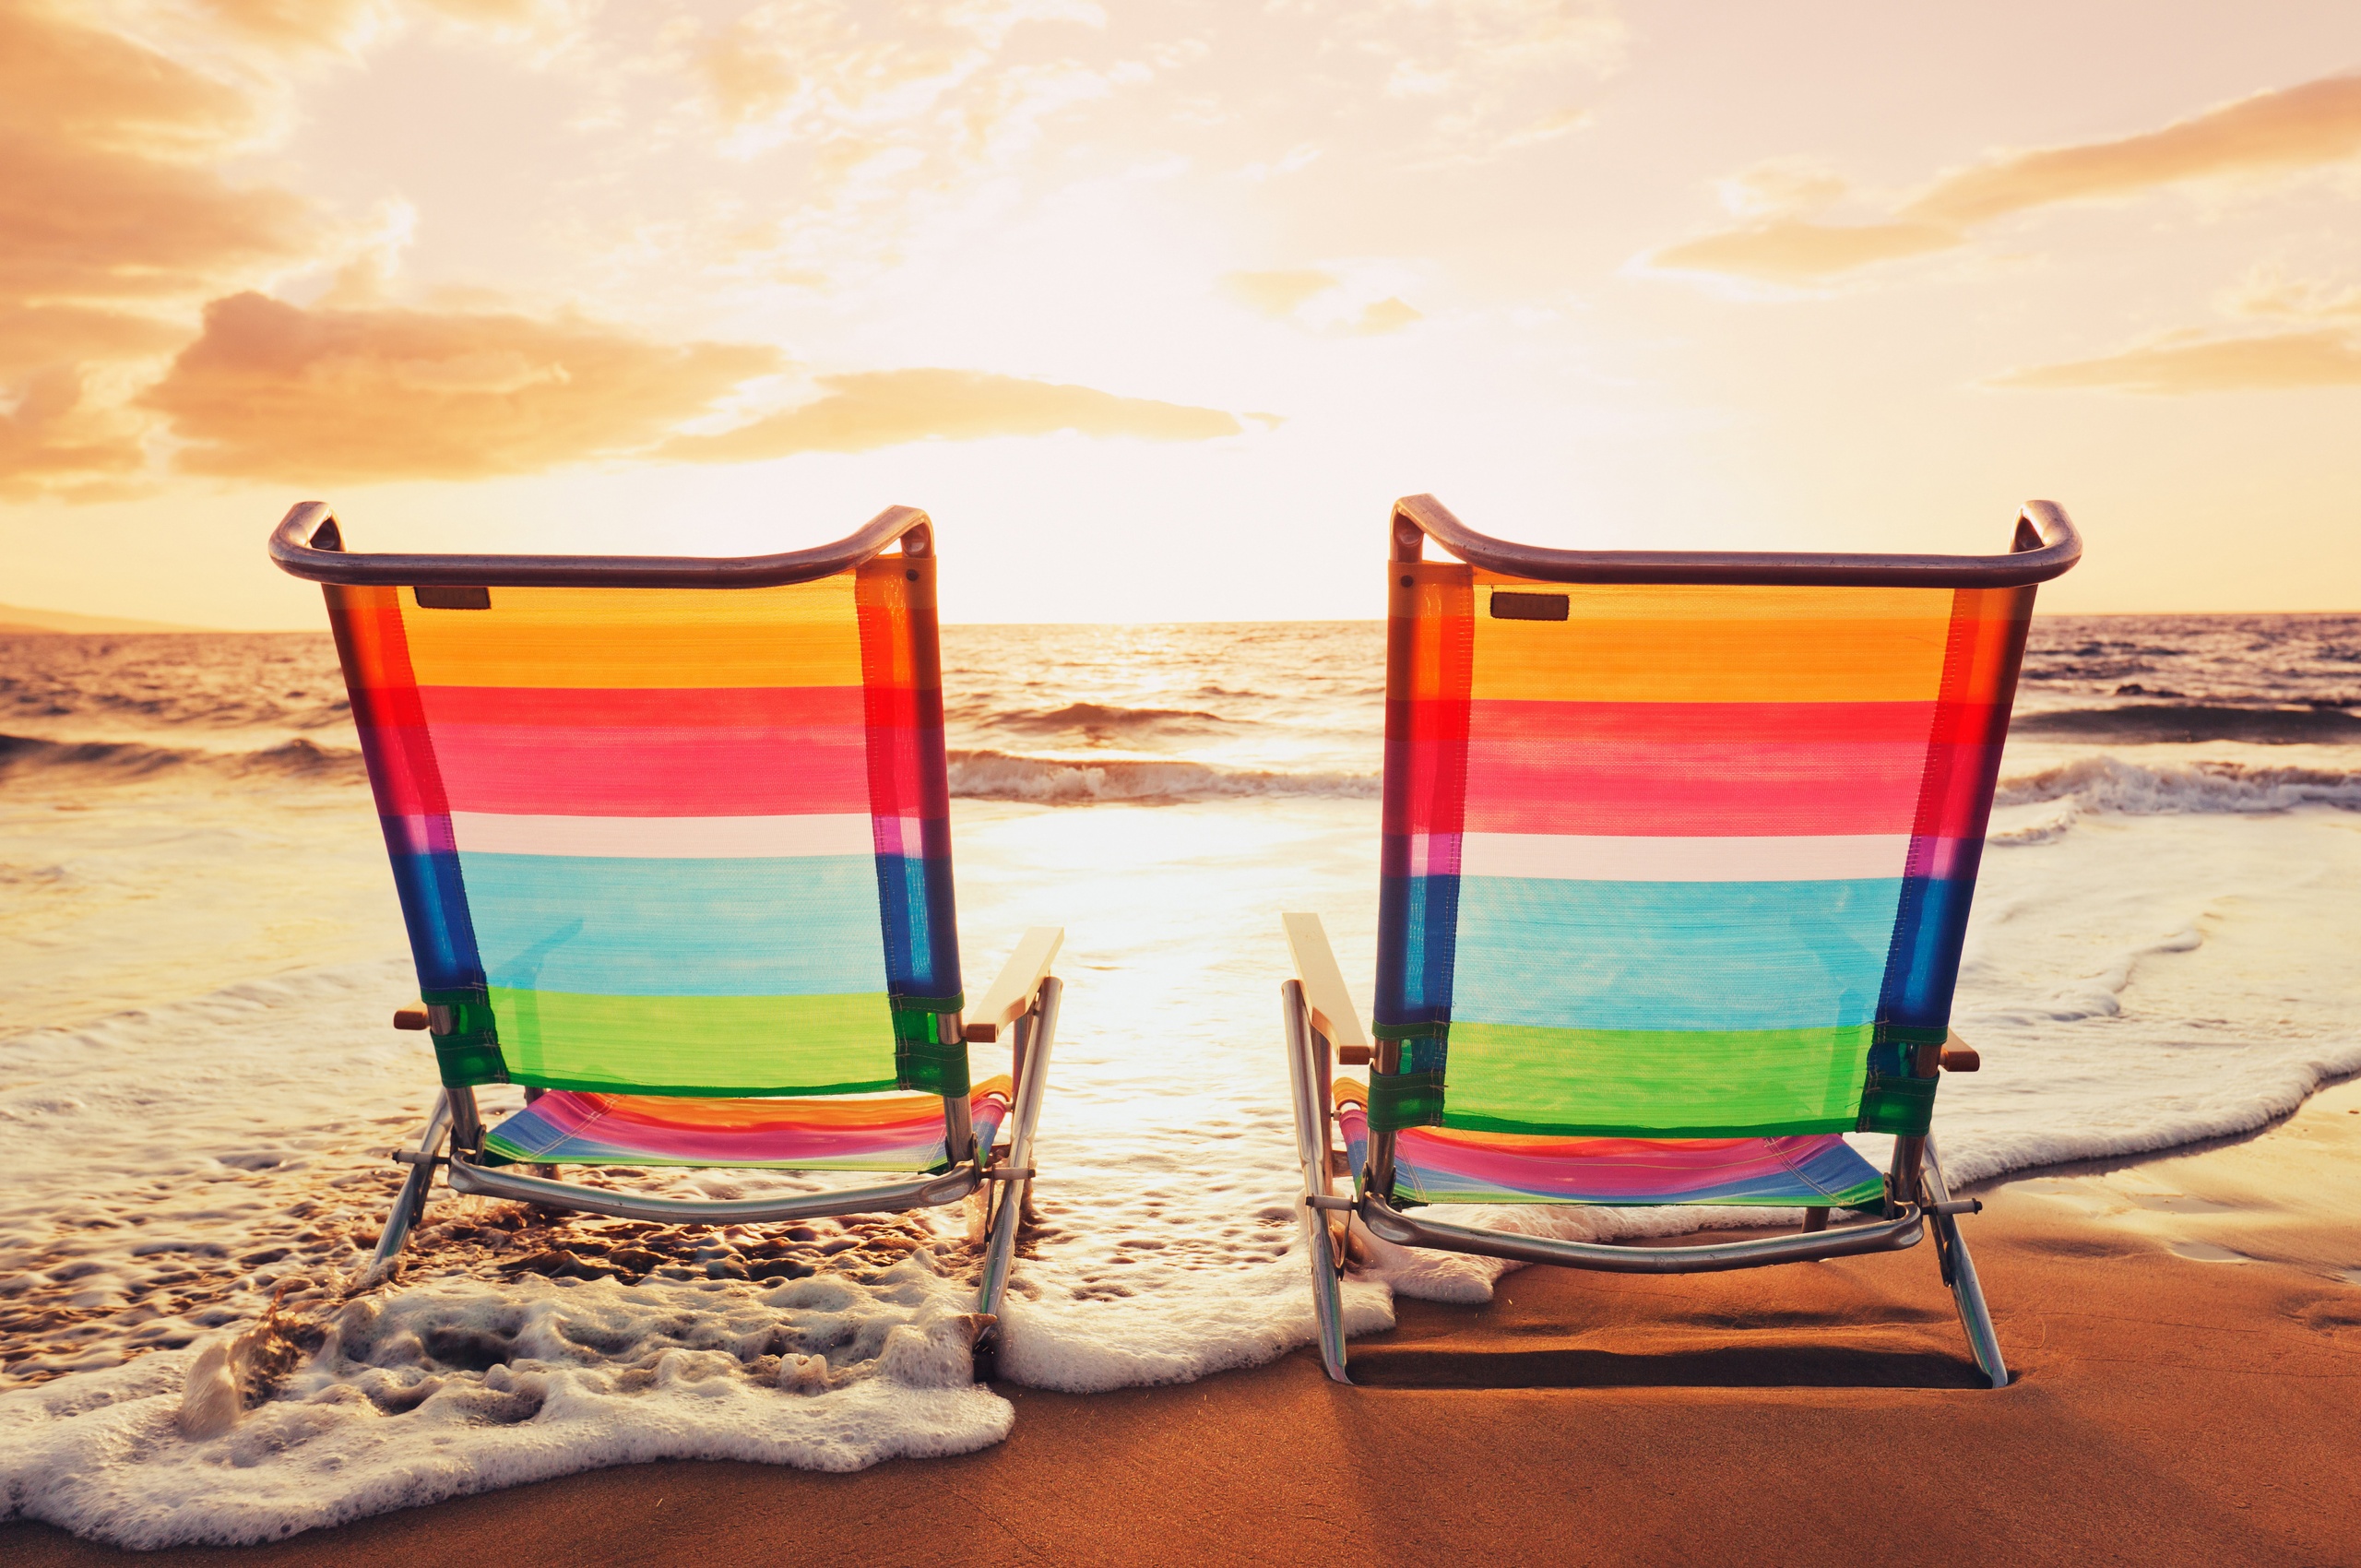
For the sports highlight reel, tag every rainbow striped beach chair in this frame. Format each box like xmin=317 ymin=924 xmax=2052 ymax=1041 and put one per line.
xmin=1282 ymin=493 xmax=2082 ymax=1386
xmin=269 ymin=504 xmax=1061 ymax=1356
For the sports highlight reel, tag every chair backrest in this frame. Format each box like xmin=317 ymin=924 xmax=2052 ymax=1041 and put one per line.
xmin=1370 ymin=496 xmax=2079 ymax=1142
xmin=284 ymin=507 xmax=966 ymax=1100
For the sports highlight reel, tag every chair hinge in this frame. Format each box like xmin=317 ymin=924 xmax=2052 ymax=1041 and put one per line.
xmin=389 ymin=1148 xmax=450 ymax=1168
xmin=980 ymin=1167 xmax=1037 ymax=1181
xmin=1304 ymin=1194 xmax=1358 ymax=1213
xmin=1927 ymin=1197 xmax=1983 ymax=1217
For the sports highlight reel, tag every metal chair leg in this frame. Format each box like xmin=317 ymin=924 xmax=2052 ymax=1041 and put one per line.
xmin=1284 ymin=980 xmax=1352 ymax=1383
xmin=974 ymin=977 xmax=1059 ymax=1378
xmin=370 ymin=1091 xmax=451 ymax=1269
xmin=1925 ymin=1136 xmax=2009 ymax=1388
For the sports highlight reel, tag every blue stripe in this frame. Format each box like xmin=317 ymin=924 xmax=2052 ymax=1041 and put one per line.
xmin=385 ymin=837 xmax=482 ymax=992
xmin=876 ymin=841 xmax=960 ymax=1000
xmin=457 ymin=852 xmax=887 ymax=996
xmin=1880 ymin=873 xmax=1975 ymax=1030
xmin=1375 ymin=864 xmax=1460 ymax=1032
xmin=1451 ymin=876 xmax=1904 ymax=1032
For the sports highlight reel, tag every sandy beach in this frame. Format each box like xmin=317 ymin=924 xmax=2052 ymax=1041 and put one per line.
xmin=10 ymin=1075 xmax=2354 ymax=1567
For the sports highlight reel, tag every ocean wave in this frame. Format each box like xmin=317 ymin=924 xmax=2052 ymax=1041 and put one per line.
xmin=975 ymin=702 xmax=1237 ymax=742
xmin=946 ymin=749 xmax=1378 ymax=803
xmin=2013 ymin=704 xmax=2361 ymax=744
xmin=0 ymin=733 xmax=363 ymax=784
xmin=1995 ymin=755 xmax=2361 ymax=817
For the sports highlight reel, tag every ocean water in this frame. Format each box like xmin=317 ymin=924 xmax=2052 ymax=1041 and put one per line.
xmin=5 ymin=613 xmax=2359 ymax=1545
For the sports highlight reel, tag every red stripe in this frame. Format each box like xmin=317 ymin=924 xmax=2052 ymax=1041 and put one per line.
xmin=1458 ymin=701 xmax=1962 ymax=837
xmin=418 ymin=724 xmax=870 ymax=816
xmin=415 ymin=685 xmax=869 ymax=729
xmin=328 ymin=595 xmax=450 ymax=817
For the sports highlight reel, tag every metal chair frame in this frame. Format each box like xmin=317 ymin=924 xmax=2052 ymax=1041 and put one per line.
xmin=1278 ymin=494 xmax=2084 ymax=1388
xmin=271 ymin=501 xmax=1061 ymax=1358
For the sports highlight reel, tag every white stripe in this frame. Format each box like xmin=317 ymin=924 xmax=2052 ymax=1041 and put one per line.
xmin=450 ymin=812 xmax=874 ymax=859
xmin=1458 ymin=832 xmax=1910 ymax=883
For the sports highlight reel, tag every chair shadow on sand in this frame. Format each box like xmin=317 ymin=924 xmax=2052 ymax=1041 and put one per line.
xmin=1344 ymin=1339 xmax=1992 ymax=1391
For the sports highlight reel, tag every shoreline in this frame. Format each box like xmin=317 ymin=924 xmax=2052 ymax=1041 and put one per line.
xmin=8 ymin=1076 xmax=2356 ymax=1565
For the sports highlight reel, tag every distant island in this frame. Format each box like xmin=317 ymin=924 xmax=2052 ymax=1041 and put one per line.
xmin=0 ymin=602 xmax=219 ymax=635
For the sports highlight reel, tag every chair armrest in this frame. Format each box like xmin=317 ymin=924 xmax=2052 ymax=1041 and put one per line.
xmin=1940 ymin=1029 xmax=1980 ymax=1073
xmin=962 ymin=927 xmax=1064 ymax=1043
xmin=1281 ymin=913 xmax=1370 ymax=1064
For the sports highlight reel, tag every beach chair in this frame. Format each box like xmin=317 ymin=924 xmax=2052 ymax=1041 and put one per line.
xmin=1282 ymin=493 xmax=2082 ymax=1386
xmin=269 ymin=503 xmax=1059 ymax=1360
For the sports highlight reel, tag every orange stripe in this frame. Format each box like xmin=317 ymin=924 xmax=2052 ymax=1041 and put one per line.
xmin=397 ymin=579 xmax=864 ymax=689
xmin=577 ymin=1074 xmax=1013 ymax=1132
xmin=1469 ymin=581 xmax=1956 ymax=703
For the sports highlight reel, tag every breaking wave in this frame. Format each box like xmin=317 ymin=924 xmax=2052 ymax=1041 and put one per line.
xmin=0 ymin=734 xmax=363 ymax=785
xmin=946 ymin=749 xmax=1377 ymax=803
xmin=1995 ymin=755 xmax=2361 ymax=817
xmin=2014 ymin=704 xmax=2361 ymax=744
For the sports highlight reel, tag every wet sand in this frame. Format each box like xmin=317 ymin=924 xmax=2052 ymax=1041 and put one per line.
xmin=10 ymin=1077 xmax=2359 ymax=1566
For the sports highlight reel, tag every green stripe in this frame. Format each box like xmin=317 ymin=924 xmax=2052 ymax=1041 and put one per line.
xmin=1439 ymin=1021 xmax=1873 ymax=1138
xmin=1856 ymin=1071 xmax=1939 ymax=1135
xmin=1368 ymin=1070 xmax=1446 ymax=1132
xmin=489 ymin=989 xmax=901 ymax=1098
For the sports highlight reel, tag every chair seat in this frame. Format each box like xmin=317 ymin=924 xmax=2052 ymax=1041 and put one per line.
xmin=482 ymin=1075 xmax=1013 ymax=1174
xmin=1335 ymin=1087 xmax=1883 ymax=1209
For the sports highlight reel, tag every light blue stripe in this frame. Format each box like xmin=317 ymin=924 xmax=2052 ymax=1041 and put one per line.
xmin=1451 ymin=876 xmax=1904 ymax=1032
xmin=457 ymin=852 xmax=887 ymax=997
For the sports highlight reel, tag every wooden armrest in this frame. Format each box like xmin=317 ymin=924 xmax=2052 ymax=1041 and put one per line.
xmin=393 ymin=1006 xmax=430 ymax=1031
xmin=1940 ymin=1029 xmax=1980 ymax=1073
xmin=1281 ymin=913 xmax=1370 ymax=1064
xmin=962 ymin=927 xmax=1064 ymax=1042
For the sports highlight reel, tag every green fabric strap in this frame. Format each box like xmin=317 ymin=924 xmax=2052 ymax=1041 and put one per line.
xmin=1368 ymin=1070 xmax=1446 ymax=1132
xmin=425 ymin=989 xmax=506 ymax=1087
xmin=1856 ymin=1072 xmax=1939 ymax=1135
xmin=892 ymin=1003 xmax=970 ymax=1096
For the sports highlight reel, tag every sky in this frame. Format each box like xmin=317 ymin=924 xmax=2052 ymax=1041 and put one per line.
xmin=4 ymin=0 xmax=2359 ymax=626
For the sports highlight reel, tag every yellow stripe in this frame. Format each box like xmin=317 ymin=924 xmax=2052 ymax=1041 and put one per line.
xmin=1469 ymin=583 xmax=1956 ymax=703
xmin=398 ymin=578 xmax=863 ymax=689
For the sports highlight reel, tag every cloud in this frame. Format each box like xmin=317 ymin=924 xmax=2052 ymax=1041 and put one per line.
xmin=1906 ymin=73 xmax=2361 ymax=228
xmin=194 ymin=0 xmax=557 ymax=54
xmin=1352 ymin=296 xmax=1424 ymax=335
xmin=0 ymin=7 xmax=317 ymax=303
xmin=0 ymin=132 xmax=317 ymax=303
xmin=1221 ymin=270 xmax=1341 ymax=317
xmin=1219 ymin=270 xmax=1424 ymax=334
xmin=0 ymin=306 xmax=184 ymax=378
xmin=0 ymin=5 xmax=262 ymax=155
xmin=0 ymin=368 xmax=147 ymax=497
xmin=141 ymin=292 xmax=783 ymax=482
xmin=658 ymin=368 xmax=1242 ymax=461
xmin=1649 ymin=73 xmax=2361 ymax=285
xmin=2226 ymin=267 xmax=2361 ymax=322
xmin=0 ymin=6 xmax=338 ymax=490
xmin=1993 ymin=263 xmax=2361 ymax=393
xmin=1649 ymin=219 xmax=1958 ymax=285
xmin=1993 ymin=328 xmax=2361 ymax=394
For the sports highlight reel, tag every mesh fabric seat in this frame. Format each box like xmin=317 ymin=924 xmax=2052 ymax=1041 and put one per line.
xmin=1280 ymin=493 xmax=2082 ymax=1387
xmin=270 ymin=502 xmax=1062 ymax=1367
xmin=483 ymin=1078 xmax=1014 ymax=1173
xmin=1334 ymin=1085 xmax=1884 ymax=1208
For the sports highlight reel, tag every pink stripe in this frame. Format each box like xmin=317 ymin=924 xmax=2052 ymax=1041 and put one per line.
xmin=1463 ymin=700 xmax=1942 ymax=837
xmin=491 ymin=1087 xmax=1012 ymax=1170
xmin=429 ymin=725 xmax=870 ymax=817
xmin=1337 ymin=1104 xmax=1869 ymax=1204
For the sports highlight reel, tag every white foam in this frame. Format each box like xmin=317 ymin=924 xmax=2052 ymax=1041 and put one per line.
xmin=2 ymin=1267 xmax=1011 ymax=1549
xmin=8 ymin=634 xmax=2361 ymax=1545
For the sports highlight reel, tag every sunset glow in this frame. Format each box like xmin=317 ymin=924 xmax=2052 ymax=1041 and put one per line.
xmin=5 ymin=1 xmax=2358 ymax=623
